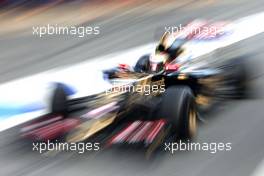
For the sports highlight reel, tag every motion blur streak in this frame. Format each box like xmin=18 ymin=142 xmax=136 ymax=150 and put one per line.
xmin=0 ymin=11 xmax=263 ymax=131
xmin=0 ymin=1 xmax=264 ymax=176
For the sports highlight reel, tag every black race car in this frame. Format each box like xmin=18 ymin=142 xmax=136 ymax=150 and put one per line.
xmin=21 ymin=29 xmax=249 ymax=157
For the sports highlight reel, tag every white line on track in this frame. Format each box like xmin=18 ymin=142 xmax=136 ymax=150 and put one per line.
xmin=251 ymin=159 xmax=264 ymax=176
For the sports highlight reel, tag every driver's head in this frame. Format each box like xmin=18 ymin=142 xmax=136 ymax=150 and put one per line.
xmin=149 ymin=52 xmax=168 ymax=72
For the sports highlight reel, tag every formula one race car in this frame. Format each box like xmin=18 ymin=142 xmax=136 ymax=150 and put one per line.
xmin=20 ymin=20 xmax=249 ymax=156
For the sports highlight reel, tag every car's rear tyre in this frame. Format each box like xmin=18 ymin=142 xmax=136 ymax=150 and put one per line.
xmin=220 ymin=58 xmax=249 ymax=98
xmin=231 ymin=61 xmax=249 ymax=98
xmin=50 ymin=84 xmax=68 ymax=117
xmin=159 ymin=86 xmax=197 ymax=139
xmin=134 ymin=54 xmax=150 ymax=73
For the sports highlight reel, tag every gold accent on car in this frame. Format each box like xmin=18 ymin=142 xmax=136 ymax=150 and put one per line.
xmin=196 ymin=94 xmax=211 ymax=106
xmin=178 ymin=73 xmax=188 ymax=80
xmin=188 ymin=107 xmax=197 ymax=138
xmin=67 ymin=115 xmax=116 ymax=143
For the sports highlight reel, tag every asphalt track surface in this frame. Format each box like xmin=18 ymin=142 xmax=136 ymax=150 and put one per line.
xmin=1 ymin=0 xmax=264 ymax=176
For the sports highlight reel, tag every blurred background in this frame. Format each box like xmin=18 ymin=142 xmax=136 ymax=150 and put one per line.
xmin=0 ymin=0 xmax=264 ymax=176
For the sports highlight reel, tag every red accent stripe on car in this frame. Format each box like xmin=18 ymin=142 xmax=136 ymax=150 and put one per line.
xmin=127 ymin=121 xmax=153 ymax=144
xmin=23 ymin=119 xmax=79 ymax=141
xmin=145 ymin=120 xmax=166 ymax=144
xmin=109 ymin=121 xmax=142 ymax=145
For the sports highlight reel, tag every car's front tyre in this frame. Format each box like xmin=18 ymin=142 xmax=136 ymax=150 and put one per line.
xmin=159 ymin=86 xmax=197 ymax=140
xmin=50 ymin=84 xmax=68 ymax=117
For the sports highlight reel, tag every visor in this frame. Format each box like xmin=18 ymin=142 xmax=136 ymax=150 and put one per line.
xmin=149 ymin=53 xmax=168 ymax=72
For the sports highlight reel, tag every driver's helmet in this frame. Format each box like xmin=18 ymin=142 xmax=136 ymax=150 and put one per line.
xmin=149 ymin=52 xmax=168 ymax=72
xmin=149 ymin=33 xmax=186 ymax=72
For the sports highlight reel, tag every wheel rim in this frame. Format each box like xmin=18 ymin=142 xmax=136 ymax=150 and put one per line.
xmin=196 ymin=94 xmax=211 ymax=106
xmin=188 ymin=106 xmax=197 ymax=138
